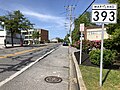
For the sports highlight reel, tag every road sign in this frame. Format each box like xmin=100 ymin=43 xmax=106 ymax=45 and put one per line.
xmin=80 ymin=23 xmax=84 ymax=31
xmin=91 ymin=4 xmax=117 ymax=87
xmin=79 ymin=23 xmax=84 ymax=65
xmin=92 ymin=4 xmax=117 ymax=23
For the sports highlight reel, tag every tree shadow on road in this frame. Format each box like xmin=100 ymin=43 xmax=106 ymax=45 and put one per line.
xmin=0 ymin=57 xmax=33 ymax=73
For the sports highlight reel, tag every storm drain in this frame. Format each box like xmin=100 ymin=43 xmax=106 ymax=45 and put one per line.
xmin=44 ymin=76 xmax=62 ymax=83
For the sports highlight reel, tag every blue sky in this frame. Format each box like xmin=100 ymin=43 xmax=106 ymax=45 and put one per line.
xmin=0 ymin=0 xmax=108 ymax=39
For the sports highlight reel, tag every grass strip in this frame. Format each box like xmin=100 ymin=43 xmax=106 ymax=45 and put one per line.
xmin=80 ymin=65 xmax=120 ymax=90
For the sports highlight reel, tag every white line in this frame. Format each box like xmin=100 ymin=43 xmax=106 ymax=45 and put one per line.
xmin=0 ymin=49 xmax=55 ymax=87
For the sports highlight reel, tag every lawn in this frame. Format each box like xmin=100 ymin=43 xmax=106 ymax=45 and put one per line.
xmin=80 ymin=65 xmax=120 ymax=90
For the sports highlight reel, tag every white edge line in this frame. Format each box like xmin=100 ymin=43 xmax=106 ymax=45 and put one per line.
xmin=0 ymin=48 xmax=55 ymax=87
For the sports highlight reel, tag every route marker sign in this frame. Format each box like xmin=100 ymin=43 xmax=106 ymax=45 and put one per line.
xmin=91 ymin=4 xmax=117 ymax=87
xmin=92 ymin=4 xmax=117 ymax=23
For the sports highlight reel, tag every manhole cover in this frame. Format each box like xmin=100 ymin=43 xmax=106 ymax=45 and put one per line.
xmin=44 ymin=76 xmax=62 ymax=83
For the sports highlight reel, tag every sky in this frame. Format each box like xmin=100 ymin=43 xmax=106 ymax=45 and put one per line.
xmin=0 ymin=0 xmax=108 ymax=39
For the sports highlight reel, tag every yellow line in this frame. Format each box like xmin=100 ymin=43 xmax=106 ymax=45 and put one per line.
xmin=0 ymin=48 xmax=42 ymax=59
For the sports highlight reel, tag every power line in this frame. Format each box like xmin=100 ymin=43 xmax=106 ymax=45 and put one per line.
xmin=74 ymin=0 xmax=80 ymax=7
xmin=71 ymin=0 xmax=96 ymax=26
xmin=79 ymin=0 xmax=96 ymax=19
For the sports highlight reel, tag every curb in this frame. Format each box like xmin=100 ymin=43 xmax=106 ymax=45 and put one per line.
xmin=72 ymin=52 xmax=87 ymax=90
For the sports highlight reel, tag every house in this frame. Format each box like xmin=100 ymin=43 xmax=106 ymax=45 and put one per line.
xmin=80 ymin=26 xmax=110 ymax=48
xmin=83 ymin=26 xmax=109 ymax=42
xmin=50 ymin=38 xmax=58 ymax=43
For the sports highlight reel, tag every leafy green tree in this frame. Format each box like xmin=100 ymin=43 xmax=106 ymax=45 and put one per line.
xmin=0 ymin=10 xmax=34 ymax=46
xmin=32 ymin=31 xmax=40 ymax=39
xmin=104 ymin=39 xmax=114 ymax=50
xmin=72 ymin=12 xmax=96 ymax=48
xmin=106 ymin=0 xmax=120 ymax=35
xmin=64 ymin=34 xmax=70 ymax=43
xmin=56 ymin=37 xmax=64 ymax=42
xmin=111 ymin=29 xmax=120 ymax=52
xmin=32 ymin=31 xmax=40 ymax=44
xmin=103 ymin=0 xmax=120 ymax=52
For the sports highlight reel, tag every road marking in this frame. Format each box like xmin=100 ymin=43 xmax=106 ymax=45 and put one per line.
xmin=0 ymin=48 xmax=56 ymax=87
xmin=0 ymin=47 xmax=43 ymax=59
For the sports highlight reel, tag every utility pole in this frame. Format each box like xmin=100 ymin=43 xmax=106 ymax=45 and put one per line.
xmin=64 ymin=5 xmax=75 ymax=45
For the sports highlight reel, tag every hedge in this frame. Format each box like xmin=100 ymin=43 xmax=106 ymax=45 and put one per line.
xmin=89 ymin=49 xmax=116 ymax=66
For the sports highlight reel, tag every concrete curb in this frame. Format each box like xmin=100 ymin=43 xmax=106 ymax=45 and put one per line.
xmin=72 ymin=52 xmax=87 ymax=90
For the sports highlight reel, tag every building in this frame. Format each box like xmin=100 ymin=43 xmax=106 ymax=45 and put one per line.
xmin=21 ymin=28 xmax=49 ymax=44
xmin=21 ymin=29 xmax=35 ymax=44
xmin=0 ymin=28 xmax=23 ymax=48
xmin=38 ymin=29 xmax=49 ymax=43
xmin=0 ymin=27 xmax=49 ymax=47
xmin=83 ymin=26 xmax=109 ymax=42
xmin=50 ymin=38 xmax=58 ymax=43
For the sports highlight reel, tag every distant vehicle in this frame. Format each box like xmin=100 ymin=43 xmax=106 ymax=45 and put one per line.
xmin=63 ymin=42 xmax=68 ymax=46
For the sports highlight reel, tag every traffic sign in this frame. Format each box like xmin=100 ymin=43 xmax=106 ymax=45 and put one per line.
xmin=92 ymin=4 xmax=117 ymax=23
xmin=79 ymin=23 xmax=84 ymax=65
xmin=80 ymin=23 xmax=84 ymax=31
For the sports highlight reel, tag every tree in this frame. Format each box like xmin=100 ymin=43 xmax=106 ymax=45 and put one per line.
xmin=106 ymin=0 xmax=120 ymax=35
xmin=0 ymin=10 xmax=34 ymax=46
xmin=111 ymin=29 xmax=120 ymax=52
xmin=64 ymin=34 xmax=70 ymax=43
xmin=72 ymin=12 xmax=96 ymax=47
xmin=103 ymin=0 xmax=120 ymax=52
xmin=32 ymin=31 xmax=40 ymax=44
xmin=56 ymin=37 xmax=64 ymax=42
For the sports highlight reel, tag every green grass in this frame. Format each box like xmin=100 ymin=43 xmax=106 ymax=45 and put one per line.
xmin=80 ymin=65 xmax=120 ymax=90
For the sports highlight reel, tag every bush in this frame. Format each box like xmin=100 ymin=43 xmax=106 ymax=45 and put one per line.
xmin=72 ymin=40 xmax=94 ymax=51
xmin=104 ymin=39 xmax=114 ymax=50
xmin=89 ymin=49 xmax=100 ymax=65
xmin=89 ymin=49 xmax=116 ymax=66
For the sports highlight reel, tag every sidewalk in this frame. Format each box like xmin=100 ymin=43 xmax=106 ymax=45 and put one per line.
xmin=0 ymin=45 xmax=72 ymax=90
xmin=70 ymin=47 xmax=87 ymax=90
xmin=0 ymin=45 xmax=86 ymax=90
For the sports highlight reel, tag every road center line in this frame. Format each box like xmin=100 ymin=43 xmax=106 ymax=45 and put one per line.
xmin=0 ymin=47 xmax=44 ymax=59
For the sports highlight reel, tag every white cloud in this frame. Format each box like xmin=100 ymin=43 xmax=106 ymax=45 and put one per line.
xmin=0 ymin=1 xmax=66 ymax=29
xmin=22 ymin=10 xmax=65 ymax=27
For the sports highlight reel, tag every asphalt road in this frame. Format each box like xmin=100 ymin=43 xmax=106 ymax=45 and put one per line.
xmin=0 ymin=43 xmax=60 ymax=83
xmin=0 ymin=45 xmax=70 ymax=90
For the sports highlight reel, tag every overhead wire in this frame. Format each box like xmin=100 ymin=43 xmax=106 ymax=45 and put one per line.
xmin=63 ymin=0 xmax=96 ymax=34
xmin=59 ymin=0 xmax=70 ymax=15
xmin=79 ymin=0 xmax=96 ymax=19
xmin=71 ymin=0 xmax=96 ymax=26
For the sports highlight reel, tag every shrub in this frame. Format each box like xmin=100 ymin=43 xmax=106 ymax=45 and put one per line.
xmin=89 ymin=49 xmax=116 ymax=66
xmin=104 ymin=39 xmax=114 ymax=50
xmin=72 ymin=40 xmax=94 ymax=52
xmin=89 ymin=49 xmax=100 ymax=65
